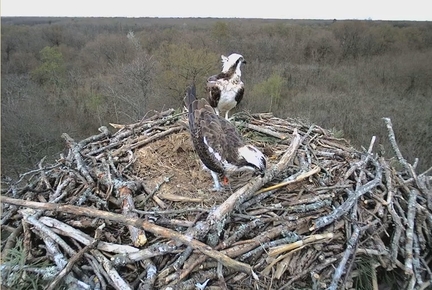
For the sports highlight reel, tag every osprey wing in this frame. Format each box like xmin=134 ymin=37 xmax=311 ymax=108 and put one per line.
xmin=198 ymin=106 xmax=245 ymax=166
xmin=235 ymin=84 xmax=245 ymax=104
xmin=186 ymin=84 xmax=247 ymax=175
xmin=207 ymin=75 xmax=222 ymax=108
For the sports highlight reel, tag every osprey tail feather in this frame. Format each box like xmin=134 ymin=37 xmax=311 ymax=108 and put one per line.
xmin=186 ymin=83 xmax=197 ymax=112
xmin=186 ymin=83 xmax=216 ymax=117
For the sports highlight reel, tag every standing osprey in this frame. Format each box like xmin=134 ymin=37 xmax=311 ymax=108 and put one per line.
xmin=186 ymin=84 xmax=266 ymax=191
xmin=207 ymin=53 xmax=246 ymax=120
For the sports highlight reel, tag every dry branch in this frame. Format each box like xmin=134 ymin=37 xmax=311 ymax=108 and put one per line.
xmin=0 ymin=196 xmax=256 ymax=277
xmin=207 ymin=128 xmax=301 ymax=224
xmin=1 ymin=111 xmax=431 ymax=289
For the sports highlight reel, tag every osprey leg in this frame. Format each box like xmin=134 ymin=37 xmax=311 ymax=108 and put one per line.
xmin=225 ymin=110 xmax=230 ymax=120
xmin=210 ymin=171 xmax=223 ymax=191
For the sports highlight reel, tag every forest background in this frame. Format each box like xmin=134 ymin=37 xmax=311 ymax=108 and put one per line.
xmin=1 ymin=17 xmax=432 ymax=178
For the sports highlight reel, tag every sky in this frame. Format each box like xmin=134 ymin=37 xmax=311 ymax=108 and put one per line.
xmin=1 ymin=0 xmax=431 ymax=21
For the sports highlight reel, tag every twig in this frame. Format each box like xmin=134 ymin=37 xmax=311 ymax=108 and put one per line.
xmin=257 ymin=165 xmax=321 ymax=194
xmin=268 ymin=233 xmax=334 ymax=257
xmin=92 ymin=249 xmax=132 ymax=290
xmin=160 ymin=246 xmax=194 ymax=283
xmin=404 ymin=188 xmax=418 ymax=275
xmin=13 ymin=164 xmax=61 ymax=187
xmin=240 ymin=232 xmax=300 ymax=263
xmin=110 ymin=126 xmax=183 ymax=157
xmin=61 ymin=133 xmax=95 ymax=186
xmin=137 ymin=259 xmax=157 ymax=290
xmin=311 ymin=158 xmax=382 ymax=231
xmin=50 ymin=176 xmax=73 ymax=202
xmin=206 ymin=129 xmax=301 ymax=225
xmin=223 ymin=219 xmax=310 ymax=260
xmin=39 ymin=216 xmax=138 ymax=254
xmin=85 ymin=253 xmax=108 ymax=290
xmin=22 ymin=209 xmax=78 ymax=257
xmin=328 ymin=226 xmax=361 ymax=290
xmin=236 ymin=122 xmax=289 ymax=139
xmin=1 ymin=224 xmax=23 ymax=261
xmin=111 ymin=243 xmax=178 ymax=266
xmin=119 ymin=186 xmax=147 ymax=247
xmin=45 ymin=231 xmax=98 ymax=290
xmin=382 ymin=118 xmax=407 ymax=167
xmin=78 ymin=126 xmax=111 ymax=148
xmin=37 ymin=226 xmax=91 ymax=289
xmin=0 ymin=196 xmax=256 ymax=277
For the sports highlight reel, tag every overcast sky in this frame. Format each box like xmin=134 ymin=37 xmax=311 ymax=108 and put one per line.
xmin=1 ymin=0 xmax=430 ymax=21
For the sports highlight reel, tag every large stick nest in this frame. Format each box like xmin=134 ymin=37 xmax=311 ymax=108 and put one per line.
xmin=1 ymin=109 xmax=431 ymax=290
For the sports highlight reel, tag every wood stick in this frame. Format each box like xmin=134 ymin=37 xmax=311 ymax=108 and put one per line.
xmin=36 ymin=224 xmax=91 ymax=289
xmin=404 ymin=188 xmax=418 ymax=275
xmin=46 ymin=238 xmax=96 ymax=290
xmin=1 ymin=224 xmax=23 ymax=261
xmin=236 ymin=122 xmax=289 ymax=139
xmin=39 ymin=216 xmax=139 ymax=254
xmin=119 ymin=186 xmax=147 ymax=247
xmin=257 ymin=165 xmax=321 ymax=194
xmin=268 ymin=232 xmax=334 ymax=257
xmin=61 ymin=133 xmax=95 ymax=186
xmin=328 ymin=226 xmax=361 ymax=290
xmin=207 ymin=129 xmax=301 ymax=223
xmin=310 ymin=158 xmax=382 ymax=231
xmin=92 ymin=249 xmax=132 ymax=290
xmin=0 ymin=196 xmax=256 ymax=277
xmin=382 ymin=118 xmax=408 ymax=167
xmin=85 ymin=253 xmax=108 ymax=289
xmin=78 ymin=126 xmax=110 ymax=147
xmin=110 ymin=126 xmax=182 ymax=157
xmin=116 ymin=243 xmax=178 ymax=265
xmin=137 ymin=259 xmax=158 ymax=290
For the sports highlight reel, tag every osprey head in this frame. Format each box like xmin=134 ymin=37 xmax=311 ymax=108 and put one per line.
xmin=221 ymin=53 xmax=246 ymax=73
xmin=238 ymin=145 xmax=266 ymax=177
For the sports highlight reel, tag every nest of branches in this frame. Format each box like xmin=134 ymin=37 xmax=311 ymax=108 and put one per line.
xmin=1 ymin=108 xmax=431 ymax=290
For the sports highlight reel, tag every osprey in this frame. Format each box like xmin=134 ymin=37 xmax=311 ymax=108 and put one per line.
xmin=207 ymin=53 xmax=246 ymax=120
xmin=186 ymin=84 xmax=266 ymax=191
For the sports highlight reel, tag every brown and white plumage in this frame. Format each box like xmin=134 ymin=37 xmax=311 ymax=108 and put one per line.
xmin=207 ymin=53 xmax=246 ymax=120
xmin=186 ymin=84 xmax=266 ymax=191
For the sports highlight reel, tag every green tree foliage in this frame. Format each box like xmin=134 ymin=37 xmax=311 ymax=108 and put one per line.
xmin=401 ymin=26 xmax=425 ymax=50
xmin=42 ymin=24 xmax=64 ymax=46
xmin=304 ymin=29 xmax=339 ymax=63
xmin=31 ymin=46 xmax=66 ymax=88
xmin=211 ymin=21 xmax=230 ymax=47
xmin=78 ymin=34 xmax=135 ymax=74
xmin=102 ymin=53 xmax=156 ymax=123
xmin=2 ymin=238 xmax=59 ymax=289
xmin=252 ymin=72 xmax=285 ymax=112
xmin=156 ymin=43 xmax=219 ymax=105
xmin=212 ymin=21 xmax=229 ymax=38
xmin=1 ymin=17 xmax=432 ymax=178
xmin=1 ymin=25 xmax=47 ymax=73
xmin=7 ymin=52 xmax=39 ymax=74
xmin=1 ymin=75 xmax=64 ymax=176
xmin=136 ymin=27 xmax=180 ymax=54
xmin=332 ymin=21 xmax=367 ymax=59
